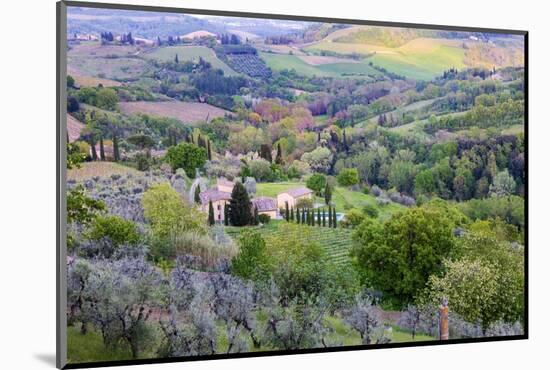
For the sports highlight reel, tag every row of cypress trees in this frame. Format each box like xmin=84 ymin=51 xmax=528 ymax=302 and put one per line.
xmin=284 ymin=202 xmax=338 ymax=228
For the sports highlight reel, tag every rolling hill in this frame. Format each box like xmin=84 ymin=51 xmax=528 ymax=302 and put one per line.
xmin=142 ymin=45 xmax=239 ymax=76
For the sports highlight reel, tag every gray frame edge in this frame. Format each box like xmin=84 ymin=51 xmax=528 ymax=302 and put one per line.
xmin=57 ymin=1 xmax=68 ymax=369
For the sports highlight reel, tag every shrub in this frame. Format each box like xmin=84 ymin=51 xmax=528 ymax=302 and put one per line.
xmin=295 ymin=197 xmax=314 ymax=209
xmin=248 ymin=158 xmax=273 ymax=181
xmin=371 ymin=185 xmax=383 ymax=197
xmin=172 ymin=231 xmax=237 ymax=269
xmin=142 ymin=183 xmax=207 ymax=259
xmin=258 ymin=214 xmax=271 ymax=224
xmin=87 ymin=215 xmax=140 ymax=248
xmin=232 ymin=231 xmax=270 ymax=282
xmin=338 ymin=168 xmax=360 ymax=187
xmin=340 ymin=208 xmax=365 ymax=228
xmin=376 ymin=196 xmax=390 ymax=206
xmin=363 ymin=203 xmax=379 ymax=218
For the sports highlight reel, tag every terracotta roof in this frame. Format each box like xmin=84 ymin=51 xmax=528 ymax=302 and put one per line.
xmin=251 ymin=197 xmax=277 ymax=212
xmin=280 ymin=187 xmax=313 ymax=198
xmin=200 ymin=189 xmax=231 ymax=206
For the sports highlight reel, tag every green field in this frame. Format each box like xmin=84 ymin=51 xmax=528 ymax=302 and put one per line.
xmin=68 ymin=56 xmax=150 ymax=80
xmin=369 ymin=45 xmax=466 ymax=80
xmin=260 ymin=52 xmax=379 ymax=79
xmin=304 ymin=38 xmax=466 ymax=80
xmin=255 ymin=182 xmax=404 ymax=218
xmin=67 ymin=325 xmax=145 ymax=363
xmin=143 ymin=46 xmax=239 ymax=76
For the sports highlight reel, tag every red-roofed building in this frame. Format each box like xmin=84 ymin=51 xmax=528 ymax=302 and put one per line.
xmin=199 ymin=189 xmax=231 ymax=222
xmin=276 ymin=187 xmax=313 ymax=209
xmin=251 ymin=196 xmax=278 ymax=219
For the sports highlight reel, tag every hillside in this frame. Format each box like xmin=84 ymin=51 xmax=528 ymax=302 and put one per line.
xmin=142 ymin=45 xmax=240 ymax=76
xmin=118 ymin=101 xmax=232 ymax=124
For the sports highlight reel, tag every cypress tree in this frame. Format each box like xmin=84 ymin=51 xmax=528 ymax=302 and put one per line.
xmin=99 ymin=137 xmax=105 ymax=161
xmin=224 ymin=203 xmax=229 ymax=226
xmin=317 ymin=208 xmax=321 ymax=226
xmin=285 ymin=202 xmax=290 ymax=222
xmin=207 ymin=140 xmax=212 ymax=160
xmin=296 ymin=208 xmax=301 ymax=224
xmin=194 ymin=186 xmax=201 ymax=204
xmin=301 ymin=208 xmax=306 ymax=224
xmin=290 ymin=207 xmax=294 ymax=222
xmin=208 ymin=200 xmax=215 ymax=225
xmin=228 ymin=182 xmax=252 ymax=226
xmin=113 ymin=135 xmax=120 ymax=162
xmin=175 ymin=53 xmax=179 ymax=64
xmin=90 ymin=139 xmax=98 ymax=161
xmin=322 ymin=209 xmax=326 ymax=227
xmin=343 ymin=129 xmax=348 ymax=152
xmin=275 ymin=142 xmax=283 ymax=164
xmin=328 ymin=206 xmax=333 ymax=228
xmin=324 ymin=183 xmax=332 ymax=205
xmin=333 ymin=207 xmax=338 ymax=228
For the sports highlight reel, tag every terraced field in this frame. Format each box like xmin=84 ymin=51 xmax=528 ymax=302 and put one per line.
xmin=226 ymin=221 xmax=354 ymax=266
xmin=143 ymin=46 xmax=239 ymax=76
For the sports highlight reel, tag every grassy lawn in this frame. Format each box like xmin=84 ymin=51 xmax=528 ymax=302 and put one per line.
xmin=67 ymin=161 xmax=141 ymax=181
xmin=304 ymin=38 xmax=466 ymax=80
xmin=369 ymin=44 xmax=465 ymax=80
xmin=67 ymin=324 xmax=135 ymax=363
xmin=260 ymin=52 xmax=378 ymax=79
xmin=324 ymin=317 xmax=435 ymax=345
xmin=143 ymin=46 xmax=239 ymax=76
xmin=255 ymin=181 xmax=303 ymax=197
xmin=255 ymin=181 xmax=404 ymax=220
xmin=68 ymin=315 xmax=434 ymax=363
xmin=331 ymin=186 xmax=404 ymax=220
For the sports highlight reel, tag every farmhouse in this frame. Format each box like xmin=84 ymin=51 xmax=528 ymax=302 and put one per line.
xmin=276 ymin=187 xmax=313 ymax=209
xmin=199 ymin=189 xmax=231 ymax=222
xmin=251 ymin=196 xmax=278 ymax=219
